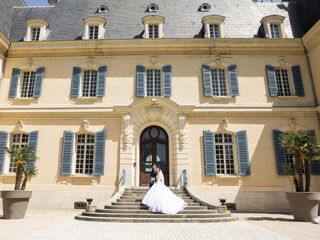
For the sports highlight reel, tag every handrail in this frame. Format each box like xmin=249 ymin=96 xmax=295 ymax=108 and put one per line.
xmin=175 ymin=169 xmax=188 ymax=188
xmin=120 ymin=169 xmax=126 ymax=186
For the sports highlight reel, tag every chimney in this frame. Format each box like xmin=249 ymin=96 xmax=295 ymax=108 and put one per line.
xmin=48 ymin=0 xmax=58 ymax=6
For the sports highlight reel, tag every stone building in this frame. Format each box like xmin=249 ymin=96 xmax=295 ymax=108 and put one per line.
xmin=0 ymin=0 xmax=319 ymax=212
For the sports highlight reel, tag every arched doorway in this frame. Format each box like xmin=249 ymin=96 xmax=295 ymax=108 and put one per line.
xmin=140 ymin=126 xmax=169 ymax=186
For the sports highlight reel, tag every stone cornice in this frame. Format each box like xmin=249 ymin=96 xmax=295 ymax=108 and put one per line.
xmin=303 ymin=20 xmax=320 ymax=52
xmin=0 ymin=32 xmax=10 ymax=58
xmin=7 ymin=38 xmax=305 ymax=58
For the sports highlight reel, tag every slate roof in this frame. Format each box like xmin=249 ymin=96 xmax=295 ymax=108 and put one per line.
xmin=0 ymin=0 xmax=25 ymax=37
xmin=5 ymin=0 xmax=304 ymax=41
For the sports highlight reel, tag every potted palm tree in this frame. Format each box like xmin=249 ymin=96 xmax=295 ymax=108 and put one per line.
xmin=1 ymin=146 xmax=37 ymax=219
xmin=281 ymin=130 xmax=320 ymax=222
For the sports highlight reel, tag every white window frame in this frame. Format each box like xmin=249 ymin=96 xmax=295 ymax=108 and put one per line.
xmin=88 ymin=25 xmax=99 ymax=40
xmin=146 ymin=68 xmax=162 ymax=97
xmin=142 ymin=16 xmax=165 ymax=39
xmin=261 ymin=15 xmax=286 ymax=38
xmin=148 ymin=25 xmax=159 ymax=39
xmin=210 ymin=68 xmax=228 ymax=96
xmin=78 ymin=67 xmax=99 ymax=98
xmin=7 ymin=133 xmax=29 ymax=173
xmin=75 ymin=133 xmax=95 ymax=175
xmin=20 ymin=71 xmax=36 ymax=98
xmin=215 ymin=133 xmax=236 ymax=175
xmin=83 ymin=16 xmax=106 ymax=40
xmin=275 ymin=68 xmax=293 ymax=97
xmin=202 ymin=15 xmax=225 ymax=38
xmin=24 ymin=19 xmax=49 ymax=42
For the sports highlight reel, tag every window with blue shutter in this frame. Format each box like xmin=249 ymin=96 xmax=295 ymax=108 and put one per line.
xmin=266 ymin=65 xmax=278 ymax=97
xmin=308 ymin=130 xmax=320 ymax=175
xmin=273 ymin=130 xmax=287 ymax=175
xmin=228 ymin=64 xmax=239 ymax=96
xmin=61 ymin=131 xmax=74 ymax=176
xmin=97 ymin=66 xmax=107 ymax=97
xmin=291 ymin=65 xmax=305 ymax=97
xmin=203 ymin=131 xmax=216 ymax=176
xmin=70 ymin=67 xmax=81 ymax=97
xmin=26 ymin=131 xmax=38 ymax=170
xmin=202 ymin=65 xmax=213 ymax=96
xmin=33 ymin=67 xmax=45 ymax=98
xmin=0 ymin=131 xmax=8 ymax=174
xmin=9 ymin=68 xmax=21 ymax=98
xmin=236 ymin=130 xmax=250 ymax=176
xmin=162 ymin=65 xmax=172 ymax=97
xmin=94 ymin=130 xmax=105 ymax=176
xmin=136 ymin=65 xmax=145 ymax=97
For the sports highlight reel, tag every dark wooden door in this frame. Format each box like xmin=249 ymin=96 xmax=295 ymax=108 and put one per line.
xmin=140 ymin=126 xmax=169 ymax=186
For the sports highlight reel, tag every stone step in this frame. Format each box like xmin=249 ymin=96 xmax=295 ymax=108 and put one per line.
xmin=104 ymin=205 xmax=208 ymax=210
xmin=120 ymin=195 xmax=191 ymax=200
xmin=122 ymin=193 xmax=189 ymax=197
xmin=81 ymin=212 xmax=230 ymax=219
xmin=96 ymin=208 xmax=218 ymax=214
xmin=75 ymin=215 xmax=238 ymax=223
xmin=124 ymin=191 xmax=186 ymax=195
xmin=117 ymin=198 xmax=195 ymax=203
xmin=112 ymin=202 xmax=200 ymax=206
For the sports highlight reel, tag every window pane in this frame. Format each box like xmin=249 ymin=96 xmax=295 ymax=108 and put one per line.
xmin=275 ymin=69 xmax=291 ymax=96
xmin=211 ymin=69 xmax=226 ymax=96
xmin=76 ymin=134 xmax=95 ymax=174
xmin=83 ymin=70 xmax=97 ymax=97
xmin=215 ymin=134 xmax=235 ymax=175
xmin=149 ymin=25 xmax=159 ymax=38
xmin=270 ymin=24 xmax=280 ymax=38
xmin=21 ymin=72 xmax=36 ymax=98
xmin=31 ymin=28 xmax=40 ymax=41
xmin=10 ymin=133 xmax=29 ymax=173
xmin=209 ymin=24 xmax=220 ymax=38
xmin=146 ymin=69 xmax=161 ymax=97
xmin=89 ymin=26 xmax=99 ymax=40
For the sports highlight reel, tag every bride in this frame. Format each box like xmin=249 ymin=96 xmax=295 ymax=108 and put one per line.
xmin=142 ymin=167 xmax=187 ymax=214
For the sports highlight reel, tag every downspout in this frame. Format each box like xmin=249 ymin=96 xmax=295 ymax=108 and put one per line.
xmin=301 ymin=39 xmax=320 ymax=130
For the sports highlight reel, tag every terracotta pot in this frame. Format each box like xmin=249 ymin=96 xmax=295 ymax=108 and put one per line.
xmin=286 ymin=192 xmax=320 ymax=222
xmin=1 ymin=190 xmax=32 ymax=219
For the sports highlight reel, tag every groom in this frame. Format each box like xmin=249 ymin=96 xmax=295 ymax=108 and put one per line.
xmin=149 ymin=164 xmax=157 ymax=188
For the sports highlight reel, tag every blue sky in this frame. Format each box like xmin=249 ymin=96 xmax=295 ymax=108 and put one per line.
xmin=25 ymin=0 xmax=49 ymax=6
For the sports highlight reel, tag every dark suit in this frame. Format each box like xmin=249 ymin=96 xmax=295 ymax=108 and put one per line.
xmin=149 ymin=170 xmax=157 ymax=188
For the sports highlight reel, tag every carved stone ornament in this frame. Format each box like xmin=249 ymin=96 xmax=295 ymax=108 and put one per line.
xmin=81 ymin=120 xmax=90 ymax=131
xmin=145 ymin=100 xmax=164 ymax=120
xmin=27 ymin=59 xmax=34 ymax=68
xmin=123 ymin=113 xmax=131 ymax=125
xmin=215 ymin=55 xmax=221 ymax=66
xmin=219 ymin=119 xmax=228 ymax=131
xmin=15 ymin=120 xmax=23 ymax=131
xmin=87 ymin=57 xmax=94 ymax=66
xmin=288 ymin=118 xmax=296 ymax=130
xmin=179 ymin=113 xmax=187 ymax=126
xmin=278 ymin=56 xmax=285 ymax=66
xmin=150 ymin=56 xmax=158 ymax=64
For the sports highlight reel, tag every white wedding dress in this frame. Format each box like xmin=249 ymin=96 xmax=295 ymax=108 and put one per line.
xmin=142 ymin=170 xmax=187 ymax=214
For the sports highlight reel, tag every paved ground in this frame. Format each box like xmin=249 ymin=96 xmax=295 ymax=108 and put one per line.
xmin=0 ymin=211 xmax=319 ymax=240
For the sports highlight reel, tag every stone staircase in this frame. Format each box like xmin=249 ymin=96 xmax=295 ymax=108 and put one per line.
xmin=75 ymin=187 xmax=238 ymax=223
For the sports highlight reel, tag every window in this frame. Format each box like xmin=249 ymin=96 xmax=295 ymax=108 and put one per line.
xmin=148 ymin=25 xmax=159 ymax=38
xmin=31 ymin=27 xmax=41 ymax=41
xmin=142 ymin=15 xmax=165 ymax=39
xmin=76 ymin=134 xmax=95 ymax=175
xmin=148 ymin=3 xmax=159 ymax=12
xmin=209 ymin=24 xmax=220 ymax=38
xmin=211 ymin=69 xmax=227 ymax=96
xmin=89 ymin=26 xmax=99 ymax=40
xmin=199 ymin=3 xmax=211 ymax=12
xmin=270 ymin=24 xmax=280 ymax=38
xmin=10 ymin=133 xmax=29 ymax=173
xmin=82 ymin=70 xmax=98 ymax=97
xmin=146 ymin=69 xmax=161 ymax=96
xmin=21 ymin=71 xmax=36 ymax=98
xmin=215 ymin=134 xmax=235 ymax=175
xmin=24 ymin=19 xmax=49 ymax=42
xmin=275 ymin=69 xmax=291 ymax=96
xmin=202 ymin=15 xmax=225 ymax=38
xmin=97 ymin=4 xmax=108 ymax=13
xmin=260 ymin=15 xmax=286 ymax=38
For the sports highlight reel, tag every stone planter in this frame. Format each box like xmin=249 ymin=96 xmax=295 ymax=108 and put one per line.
xmin=286 ymin=192 xmax=320 ymax=222
xmin=1 ymin=190 xmax=32 ymax=219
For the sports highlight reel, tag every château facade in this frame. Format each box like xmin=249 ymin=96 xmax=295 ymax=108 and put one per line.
xmin=0 ymin=0 xmax=319 ymax=212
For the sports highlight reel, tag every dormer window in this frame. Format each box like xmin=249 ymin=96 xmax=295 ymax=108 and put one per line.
xmin=261 ymin=15 xmax=286 ymax=38
xmin=199 ymin=3 xmax=211 ymax=12
xmin=142 ymin=16 xmax=165 ymax=39
xmin=24 ymin=19 xmax=49 ymax=42
xmin=83 ymin=16 xmax=106 ymax=40
xmin=148 ymin=3 xmax=159 ymax=12
xmin=202 ymin=15 xmax=225 ymax=38
xmin=97 ymin=4 xmax=108 ymax=13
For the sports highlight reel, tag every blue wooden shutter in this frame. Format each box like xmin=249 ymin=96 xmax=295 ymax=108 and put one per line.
xmin=236 ymin=130 xmax=250 ymax=176
xmin=97 ymin=66 xmax=107 ymax=97
xmin=136 ymin=65 xmax=145 ymax=97
xmin=61 ymin=131 xmax=74 ymax=176
xmin=203 ymin=131 xmax=216 ymax=176
xmin=9 ymin=68 xmax=21 ymax=98
xmin=273 ymin=130 xmax=287 ymax=175
xmin=0 ymin=131 xmax=8 ymax=174
xmin=94 ymin=130 xmax=105 ymax=176
xmin=291 ymin=65 xmax=305 ymax=97
xmin=70 ymin=67 xmax=81 ymax=97
xmin=162 ymin=65 xmax=172 ymax=97
xmin=33 ymin=67 xmax=45 ymax=98
xmin=266 ymin=65 xmax=278 ymax=97
xmin=308 ymin=130 xmax=320 ymax=175
xmin=228 ymin=64 xmax=239 ymax=96
xmin=202 ymin=65 xmax=212 ymax=96
xmin=26 ymin=131 xmax=39 ymax=170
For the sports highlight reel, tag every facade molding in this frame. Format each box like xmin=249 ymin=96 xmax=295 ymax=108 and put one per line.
xmin=302 ymin=20 xmax=320 ymax=52
xmin=0 ymin=32 xmax=10 ymax=57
